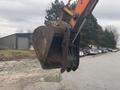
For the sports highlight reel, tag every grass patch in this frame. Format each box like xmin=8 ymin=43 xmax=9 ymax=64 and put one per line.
xmin=0 ymin=50 xmax=36 ymax=61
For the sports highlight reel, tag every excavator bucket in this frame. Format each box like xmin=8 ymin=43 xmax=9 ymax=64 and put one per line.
xmin=32 ymin=21 xmax=79 ymax=72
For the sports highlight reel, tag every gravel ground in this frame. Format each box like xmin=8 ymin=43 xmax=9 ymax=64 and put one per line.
xmin=0 ymin=59 xmax=63 ymax=90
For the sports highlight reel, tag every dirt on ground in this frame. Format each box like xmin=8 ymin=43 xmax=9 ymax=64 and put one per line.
xmin=0 ymin=59 xmax=63 ymax=90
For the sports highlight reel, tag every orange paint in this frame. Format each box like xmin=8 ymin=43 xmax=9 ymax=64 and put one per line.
xmin=74 ymin=0 xmax=90 ymax=15
xmin=69 ymin=0 xmax=90 ymax=28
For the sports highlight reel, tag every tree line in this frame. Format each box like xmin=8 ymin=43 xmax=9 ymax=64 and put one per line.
xmin=45 ymin=0 xmax=118 ymax=49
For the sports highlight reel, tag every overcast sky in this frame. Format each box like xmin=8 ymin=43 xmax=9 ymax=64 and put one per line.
xmin=0 ymin=0 xmax=120 ymax=37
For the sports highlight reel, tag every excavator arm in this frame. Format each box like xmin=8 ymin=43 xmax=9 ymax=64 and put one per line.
xmin=63 ymin=0 xmax=98 ymax=29
xmin=32 ymin=0 xmax=99 ymax=73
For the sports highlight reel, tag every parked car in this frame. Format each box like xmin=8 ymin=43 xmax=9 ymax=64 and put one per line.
xmin=97 ymin=49 xmax=102 ymax=54
xmin=107 ymin=48 xmax=113 ymax=52
xmin=87 ymin=49 xmax=98 ymax=55
xmin=79 ymin=51 xmax=84 ymax=57
xmin=100 ymin=48 xmax=108 ymax=53
xmin=83 ymin=49 xmax=89 ymax=56
xmin=112 ymin=49 xmax=118 ymax=52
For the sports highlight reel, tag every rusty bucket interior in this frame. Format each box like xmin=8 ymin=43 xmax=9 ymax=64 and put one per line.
xmin=32 ymin=25 xmax=67 ymax=69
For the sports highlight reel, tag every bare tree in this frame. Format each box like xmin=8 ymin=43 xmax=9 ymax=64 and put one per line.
xmin=105 ymin=25 xmax=119 ymax=42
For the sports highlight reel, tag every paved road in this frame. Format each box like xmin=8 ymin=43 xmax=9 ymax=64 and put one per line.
xmin=62 ymin=51 xmax=120 ymax=90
